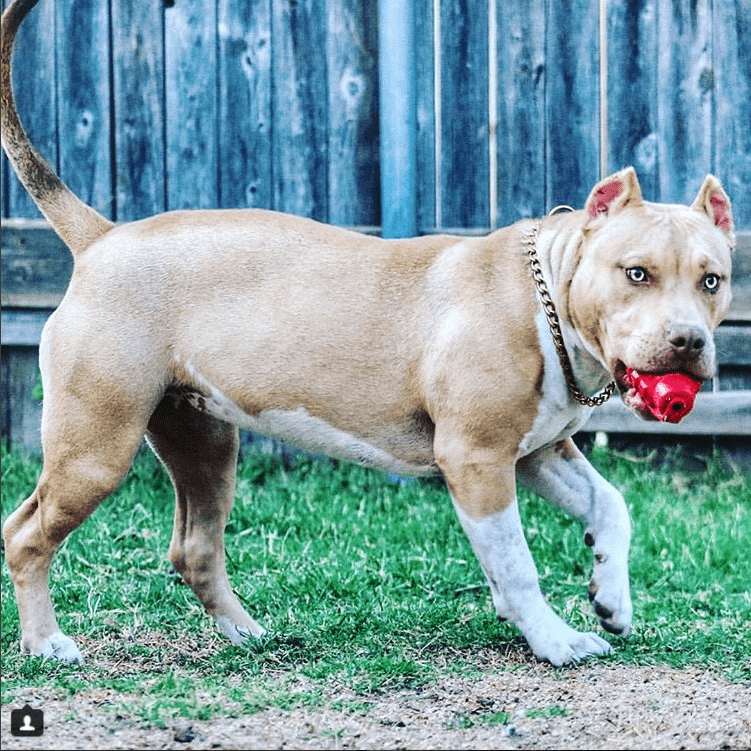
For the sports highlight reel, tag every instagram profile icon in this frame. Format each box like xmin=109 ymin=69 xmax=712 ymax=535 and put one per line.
xmin=10 ymin=704 xmax=44 ymax=737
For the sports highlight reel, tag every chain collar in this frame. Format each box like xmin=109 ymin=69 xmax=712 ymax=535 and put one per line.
xmin=525 ymin=215 xmax=616 ymax=408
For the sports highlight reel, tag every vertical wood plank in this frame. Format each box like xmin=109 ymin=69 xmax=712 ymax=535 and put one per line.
xmin=713 ymin=0 xmax=751 ymax=230
xmin=545 ymin=0 xmax=600 ymax=209
xmin=439 ymin=0 xmax=489 ymax=228
xmin=56 ymin=0 xmax=113 ymax=218
xmin=326 ymin=0 xmax=380 ymax=226
xmin=1 ymin=347 xmax=42 ymax=454
xmin=218 ymin=0 xmax=273 ymax=209
xmin=111 ymin=0 xmax=166 ymax=220
xmin=272 ymin=0 xmax=329 ymax=220
xmin=5 ymin=0 xmax=57 ymax=218
xmin=1 ymin=151 xmax=8 ymax=217
xmin=495 ymin=0 xmax=546 ymax=224
xmin=605 ymin=0 xmax=659 ymax=199
xmin=1 ymin=0 xmax=8 ymax=218
xmin=165 ymin=0 xmax=218 ymax=210
xmin=1 ymin=343 xmax=11 ymax=447
xmin=656 ymin=0 xmax=713 ymax=205
xmin=414 ymin=0 xmax=436 ymax=232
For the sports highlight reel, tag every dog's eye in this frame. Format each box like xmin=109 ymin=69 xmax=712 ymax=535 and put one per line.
xmin=702 ymin=273 xmax=720 ymax=293
xmin=625 ymin=267 xmax=649 ymax=284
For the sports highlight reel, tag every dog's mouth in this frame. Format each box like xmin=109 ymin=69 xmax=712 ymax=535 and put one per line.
xmin=612 ymin=360 xmax=704 ymax=423
xmin=613 ymin=360 xmax=653 ymax=419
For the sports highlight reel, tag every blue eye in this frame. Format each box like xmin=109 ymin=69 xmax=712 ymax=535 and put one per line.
xmin=626 ymin=267 xmax=648 ymax=284
xmin=702 ymin=273 xmax=720 ymax=293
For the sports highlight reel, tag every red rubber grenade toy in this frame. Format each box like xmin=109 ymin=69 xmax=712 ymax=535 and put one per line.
xmin=625 ymin=368 xmax=702 ymax=423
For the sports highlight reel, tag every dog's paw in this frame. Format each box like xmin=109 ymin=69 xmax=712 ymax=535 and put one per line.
xmin=588 ymin=568 xmax=633 ymax=637
xmin=530 ymin=626 xmax=612 ymax=667
xmin=215 ymin=616 xmax=266 ymax=645
xmin=24 ymin=631 xmax=84 ymax=663
xmin=560 ymin=629 xmax=612 ymax=666
xmin=522 ymin=614 xmax=612 ymax=667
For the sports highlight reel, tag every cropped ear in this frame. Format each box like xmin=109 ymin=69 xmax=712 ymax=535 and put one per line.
xmin=584 ymin=166 xmax=643 ymax=221
xmin=691 ymin=174 xmax=735 ymax=246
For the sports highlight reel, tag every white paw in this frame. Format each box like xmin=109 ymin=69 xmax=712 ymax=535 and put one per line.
xmin=588 ymin=563 xmax=633 ymax=637
xmin=215 ymin=616 xmax=266 ymax=645
xmin=33 ymin=631 xmax=84 ymax=663
xmin=523 ymin=616 xmax=612 ymax=667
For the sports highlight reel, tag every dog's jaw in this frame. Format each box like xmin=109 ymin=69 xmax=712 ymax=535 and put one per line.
xmin=614 ymin=359 xmax=657 ymax=421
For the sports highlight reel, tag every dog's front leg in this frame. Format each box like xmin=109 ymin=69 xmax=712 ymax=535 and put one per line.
xmin=517 ymin=438 xmax=633 ymax=638
xmin=436 ymin=436 xmax=612 ymax=666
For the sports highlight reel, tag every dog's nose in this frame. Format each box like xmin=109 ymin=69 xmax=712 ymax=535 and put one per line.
xmin=667 ymin=325 xmax=706 ymax=356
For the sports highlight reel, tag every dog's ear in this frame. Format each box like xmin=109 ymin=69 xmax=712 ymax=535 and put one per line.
xmin=584 ymin=167 xmax=643 ymax=221
xmin=691 ymin=174 xmax=735 ymax=247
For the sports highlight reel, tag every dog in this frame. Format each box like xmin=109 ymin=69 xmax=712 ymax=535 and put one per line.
xmin=1 ymin=0 xmax=734 ymax=667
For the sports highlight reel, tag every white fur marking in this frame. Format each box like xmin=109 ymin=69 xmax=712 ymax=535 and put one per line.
xmin=518 ymin=445 xmax=633 ymax=637
xmin=518 ymin=313 xmax=592 ymax=457
xmin=40 ymin=631 xmax=84 ymax=663
xmin=452 ymin=502 xmax=612 ymax=666
xmin=215 ymin=616 xmax=265 ymax=644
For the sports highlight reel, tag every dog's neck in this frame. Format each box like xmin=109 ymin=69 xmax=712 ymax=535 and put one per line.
xmin=528 ymin=216 xmax=616 ymax=407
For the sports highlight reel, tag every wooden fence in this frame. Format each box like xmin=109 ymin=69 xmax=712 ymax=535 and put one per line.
xmin=2 ymin=0 xmax=750 ymax=229
xmin=2 ymin=0 xmax=750 ymax=451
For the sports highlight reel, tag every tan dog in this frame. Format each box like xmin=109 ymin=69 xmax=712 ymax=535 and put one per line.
xmin=1 ymin=0 xmax=735 ymax=667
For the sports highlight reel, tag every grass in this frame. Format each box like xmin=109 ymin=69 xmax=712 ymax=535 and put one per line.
xmin=1 ymin=440 xmax=750 ymax=725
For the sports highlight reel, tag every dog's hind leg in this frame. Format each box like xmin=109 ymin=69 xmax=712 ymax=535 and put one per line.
xmin=146 ymin=395 xmax=266 ymax=645
xmin=2 ymin=380 xmax=153 ymax=662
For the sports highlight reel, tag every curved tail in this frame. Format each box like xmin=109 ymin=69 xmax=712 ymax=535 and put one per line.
xmin=1 ymin=0 xmax=113 ymax=255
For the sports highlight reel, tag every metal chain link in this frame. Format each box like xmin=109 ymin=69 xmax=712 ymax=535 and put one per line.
xmin=525 ymin=220 xmax=616 ymax=408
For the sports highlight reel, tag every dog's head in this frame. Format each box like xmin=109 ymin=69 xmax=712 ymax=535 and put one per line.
xmin=565 ymin=167 xmax=734 ymax=421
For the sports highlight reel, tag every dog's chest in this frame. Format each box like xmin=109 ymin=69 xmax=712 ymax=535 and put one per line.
xmin=517 ymin=313 xmax=594 ymax=457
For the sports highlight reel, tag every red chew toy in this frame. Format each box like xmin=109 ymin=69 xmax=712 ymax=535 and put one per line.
xmin=625 ymin=369 xmax=702 ymax=423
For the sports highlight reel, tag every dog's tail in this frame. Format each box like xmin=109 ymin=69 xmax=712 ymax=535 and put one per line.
xmin=1 ymin=0 xmax=113 ymax=255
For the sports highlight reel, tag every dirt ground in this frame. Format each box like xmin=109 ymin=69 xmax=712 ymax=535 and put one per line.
xmin=2 ymin=661 xmax=750 ymax=750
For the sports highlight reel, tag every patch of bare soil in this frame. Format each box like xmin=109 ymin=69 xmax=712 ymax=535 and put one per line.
xmin=2 ymin=663 xmax=750 ymax=750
